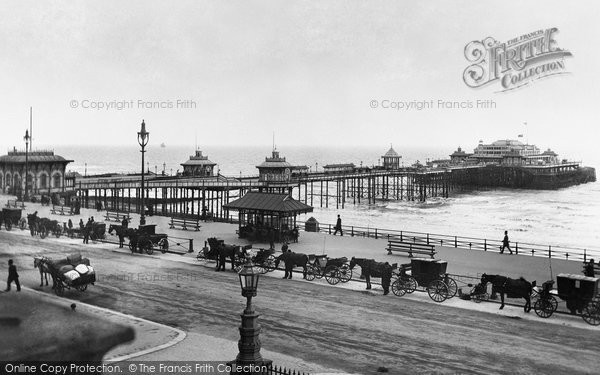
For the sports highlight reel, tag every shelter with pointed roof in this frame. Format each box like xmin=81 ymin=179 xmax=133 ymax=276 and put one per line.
xmin=382 ymin=146 xmax=401 ymax=169
xmin=0 ymin=148 xmax=73 ymax=197
xmin=180 ymin=150 xmax=217 ymax=177
xmin=223 ymin=191 xmax=313 ymax=243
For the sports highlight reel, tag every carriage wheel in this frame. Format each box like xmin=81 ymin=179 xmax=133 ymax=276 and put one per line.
xmin=5 ymin=220 xmax=12 ymax=231
xmin=76 ymin=284 xmax=88 ymax=292
xmin=39 ymin=225 xmax=48 ymax=239
xmin=338 ymin=264 xmax=352 ymax=283
xmin=534 ymin=298 xmax=555 ymax=319
xmin=19 ymin=218 xmax=26 ymax=230
xmin=427 ymin=280 xmax=449 ymax=302
xmin=54 ymin=282 xmax=65 ymax=296
xmin=391 ymin=278 xmax=407 ymax=297
xmin=313 ymin=265 xmax=323 ymax=279
xmin=142 ymin=239 xmax=154 ymax=255
xmin=405 ymin=277 xmax=418 ymax=294
xmin=264 ymin=255 xmax=276 ymax=272
xmin=90 ymin=232 xmax=98 ymax=241
xmin=305 ymin=265 xmax=316 ymax=281
xmin=445 ymin=277 xmax=458 ymax=299
xmin=582 ymin=302 xmax=600 ymax=326
xmin=159 ymin=238 xmax=169 ymax=254
xmin=54 ymin=226 xmax=63 ymax=238
xmin=324 ymin=265 xmax=340 ymax=285
xmin=128 ymin=241 xmax=136 ymax=253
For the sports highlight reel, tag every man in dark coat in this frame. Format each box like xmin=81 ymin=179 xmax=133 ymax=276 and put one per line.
xmin=500 ymin=230 xmax=512 ymax=254
xmin=5 ymin=259 xmax=20 ymax=292
xmin=333 ymin=214 xmax=343 ymax=236
xmin=122 ymin=217 xmax=128 ymax=229
xmin=584 ymin=259 xmax=595 ymax=278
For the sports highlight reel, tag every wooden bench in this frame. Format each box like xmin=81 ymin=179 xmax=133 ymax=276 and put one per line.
xmin=169 ymin=217 xmax=201 ymax=231
xmin=5 ymin=199 xmax=24 ymax=208
xmin=386 ymin=239 xmax=436 ymax=258
xmin=51 ymin=205 xmax=73 ymax=215
xmin=105 ymin=210 xmax=131 ymax=223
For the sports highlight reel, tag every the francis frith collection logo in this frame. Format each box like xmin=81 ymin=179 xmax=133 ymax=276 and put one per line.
xmin=463 ymin=28 xmax=572 ymax=92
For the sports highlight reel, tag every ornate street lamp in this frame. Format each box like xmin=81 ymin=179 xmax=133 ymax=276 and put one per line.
xmin=230 ymin=257 xmax=271 ymax=374
xmin=23 ymin=130 xmax=30 ymax=201
xmin=137 ymin=120 xmax=149 ymax=225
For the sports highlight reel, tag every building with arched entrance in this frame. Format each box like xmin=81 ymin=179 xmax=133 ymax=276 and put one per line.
xmin=0 ymin=148 xmax=73 ymax=198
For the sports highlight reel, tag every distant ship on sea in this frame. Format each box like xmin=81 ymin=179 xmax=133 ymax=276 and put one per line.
xmin=160 ymin=142 xmax=166 ymax=148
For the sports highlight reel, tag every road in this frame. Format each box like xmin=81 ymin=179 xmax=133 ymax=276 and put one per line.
xmin=1 ymin=231 xmax=599 ymax=375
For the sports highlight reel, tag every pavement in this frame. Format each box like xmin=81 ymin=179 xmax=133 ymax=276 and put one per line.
xmin=1 ymin=193 xmax=597 ymax=374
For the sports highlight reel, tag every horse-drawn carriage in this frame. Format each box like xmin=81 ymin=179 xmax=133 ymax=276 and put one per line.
xmin=0 ymin=207 xmax=22 ymax=230
xmin=391 ymin=258 xmax=458 ymax=302
xmin=305 ymin=254 xmax=353 ymax=285
xmin=108 ymin=223 xmax=168 ymax=254
xmin=34 ymin=253 xmax=96 ymax=296
xmin=26 ymin=213 xmax=64 ymax=238
xmin=533 ymin=273 xmax=600 ymax=325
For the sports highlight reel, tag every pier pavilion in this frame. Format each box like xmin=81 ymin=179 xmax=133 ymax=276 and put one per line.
xmin=181 ymin=150 xmax=217 ymax=177
xmin=382 ymin=146 xmax=401 ymax=169
xmin=0 ymin=148 xmax=72 ymax=197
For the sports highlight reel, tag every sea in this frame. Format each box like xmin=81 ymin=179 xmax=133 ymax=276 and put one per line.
xmin=49 ymin=144 xmax=600 ymax=252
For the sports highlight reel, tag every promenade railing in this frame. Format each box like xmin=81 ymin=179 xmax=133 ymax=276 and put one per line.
xmin=298 ymin=220 xmax=599 ymax=263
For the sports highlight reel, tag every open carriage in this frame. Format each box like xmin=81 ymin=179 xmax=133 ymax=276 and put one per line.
xmin=0 ymin=207 xmax=22 ymax=230
xmin=38 ymin=253 xmax=96 ymax=296
xmin=391 ymin=258 xmax=458 ymax=302
xmin=533 ymin=274 xmax=600 ymax=325
xmin=305 ymin=254 xmax=353 ymax=285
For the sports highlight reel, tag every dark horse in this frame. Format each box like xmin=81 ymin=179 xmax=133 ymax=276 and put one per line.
xmin=108 ymin=224 xmax=136 ymax=248
xmin=481 ymin=273 xmax=536 ymax=312
xmin=33 ymin=256 xmax=51 ymax=287
xmin=207 ymin=237 xmax=244 ymax=271
xmin=349 ymin=257 xmax=395 ymax=295
xmin=274 ymin=251 xmax=309 ymax=279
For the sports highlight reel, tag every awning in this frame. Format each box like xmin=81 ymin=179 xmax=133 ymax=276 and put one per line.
xmin=223 ymin=192 xmax=313 ymax=215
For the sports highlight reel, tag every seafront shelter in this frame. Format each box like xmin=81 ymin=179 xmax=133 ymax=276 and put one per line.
xmin=223 ymin=191 xmax=313 ymax=243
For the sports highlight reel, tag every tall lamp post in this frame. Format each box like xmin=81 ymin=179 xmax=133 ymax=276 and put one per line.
xmin=23 ymin=130 xmax=30 ymax=201
xmin=230 ymin=257 xmax=271 ymax=374
xmin=137 ymin=120 xmax=149 ymax=225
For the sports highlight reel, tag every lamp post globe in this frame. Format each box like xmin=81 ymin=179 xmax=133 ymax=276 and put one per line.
xmin=137 ymin=120 xmax=149 ymax=226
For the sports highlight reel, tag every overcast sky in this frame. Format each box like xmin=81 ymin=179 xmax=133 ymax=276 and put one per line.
xmin=1 ymin=0 xmax=598 ymax=158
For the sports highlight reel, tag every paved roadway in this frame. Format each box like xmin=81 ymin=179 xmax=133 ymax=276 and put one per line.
xmin=1 ymin=231 xmax=599 ymax=375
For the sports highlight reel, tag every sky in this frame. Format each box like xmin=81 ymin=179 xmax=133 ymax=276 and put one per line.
xmin=1 ymin=0 xmax=599 ymax=160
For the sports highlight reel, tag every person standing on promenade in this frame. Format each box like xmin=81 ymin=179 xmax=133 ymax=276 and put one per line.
xmin=5 ymin=259 xmax=20 ymax=292
xmin=333 ymin=215 xmax=343 ymax=236
xmin=500 ymin=230 xmax=513 ymax=254
xmin=122 ymin=216 xmax=128 ymax=229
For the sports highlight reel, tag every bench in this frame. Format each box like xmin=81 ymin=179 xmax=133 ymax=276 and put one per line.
xmin=105 ymin=210 xmax=131 ymax=223
xmin=5 ymin=199 xmax=24 ymax=208
xmin=51 ymin=205 xmax=73 ymax=215
xmin=386 ymin=239 xmax=436 ymax=258
xmin=169 ymin=217 xmax=201 ymax=231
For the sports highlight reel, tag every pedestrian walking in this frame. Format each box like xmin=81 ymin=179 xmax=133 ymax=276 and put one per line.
xmin=333 ymin=215 xmax=343 ymax=236
xmin=500 ymin=230 xmax=513 ymax=254
xmin=5 ymin=259 xmax=21 ymax=292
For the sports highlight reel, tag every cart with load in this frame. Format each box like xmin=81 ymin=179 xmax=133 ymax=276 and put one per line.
xmin=533 ymin=273 xmax=600 ymax=325
xmin=306 ymin=254 xmax=352 ymax=285
xmin=38 ymin=253 xmax=96 ymax=296
xmin=391 ymin=258 xmax=458 ymax=302
xmin=0 ymin=207 xmax=22 ymax=230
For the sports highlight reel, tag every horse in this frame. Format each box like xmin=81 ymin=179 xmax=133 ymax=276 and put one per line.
xmin=481 ymin=273 xmax=536 ymax=312
xmin=274 ymin=251 xmax=309 ymax=279
xmin=27 ymin=213 xmax=39 ymax=236
xmin=207 ymin=237 xmax=245 ymax=271
xmin=108 ymin=224 xmax=135 ymax=248
xmin=33 ymin=256 xmax=51 ymax=287
xmin=349 ymin=257 xmax=396 ymax=295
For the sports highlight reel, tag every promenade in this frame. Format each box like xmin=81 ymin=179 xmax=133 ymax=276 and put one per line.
xmin=1 ymin=194 xmax=598 ymax=374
